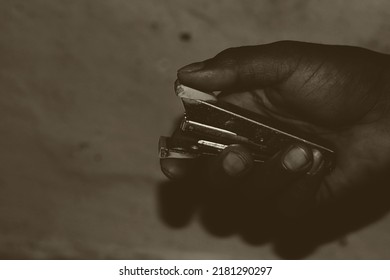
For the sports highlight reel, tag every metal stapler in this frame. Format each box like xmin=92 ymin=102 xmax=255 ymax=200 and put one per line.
xmin=159 ymin=81 xmax=335 ymax=169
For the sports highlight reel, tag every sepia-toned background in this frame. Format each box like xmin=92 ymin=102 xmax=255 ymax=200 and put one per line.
xmin=1 ymin=0 xmax=390 ymax=259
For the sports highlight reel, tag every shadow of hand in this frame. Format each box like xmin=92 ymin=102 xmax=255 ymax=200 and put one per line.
xmin=157 ymin=174 xmax=390 ymax=259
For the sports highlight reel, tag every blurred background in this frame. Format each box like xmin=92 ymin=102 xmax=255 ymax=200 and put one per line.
xmin=1 ymin=0 xmax=390 ymax=259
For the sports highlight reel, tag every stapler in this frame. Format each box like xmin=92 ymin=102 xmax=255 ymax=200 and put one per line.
xmin=159 ymin=81 xmax=335 ymax=169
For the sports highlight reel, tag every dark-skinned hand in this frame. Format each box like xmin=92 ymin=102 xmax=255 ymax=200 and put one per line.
xmin=160 ymin=41 xmax=390 ymax=219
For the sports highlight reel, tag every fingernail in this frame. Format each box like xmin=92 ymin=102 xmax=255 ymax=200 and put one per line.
xmin=283 ymin=146 xmax=310 ymax=172
xmin=178 ymin=62 xmax=205 ymax=73
xmin=161 ymin=165 xmax=176 ymax=180
xmin=307 ymin=149 xmax=324 ymax=175
xmin=160 ymin=159 xmax=186 ymax=180
xmin=222 ymin=151 xmax=248 ymax=176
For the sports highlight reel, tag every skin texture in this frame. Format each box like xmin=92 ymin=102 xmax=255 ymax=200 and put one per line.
xmin=161 ymin=41 xmax=390 ymax=218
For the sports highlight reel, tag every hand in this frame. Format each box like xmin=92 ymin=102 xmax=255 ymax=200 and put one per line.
xmin=161 ymin=41 xmax=390 ymax=218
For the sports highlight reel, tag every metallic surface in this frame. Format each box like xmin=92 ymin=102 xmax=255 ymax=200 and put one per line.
xmin=161 ymin=85 xmax=334 ymax=169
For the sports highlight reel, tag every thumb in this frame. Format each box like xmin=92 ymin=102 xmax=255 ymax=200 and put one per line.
xmin=177 ymin=41 xmax=301 ymax=92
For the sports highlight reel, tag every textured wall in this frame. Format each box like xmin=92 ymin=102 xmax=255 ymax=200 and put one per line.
xmin=1 ymin=0 xmax=390 ymax=259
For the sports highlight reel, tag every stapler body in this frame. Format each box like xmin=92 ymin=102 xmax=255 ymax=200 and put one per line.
xmin=159 ymin=83 xmax=335 ymax=169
